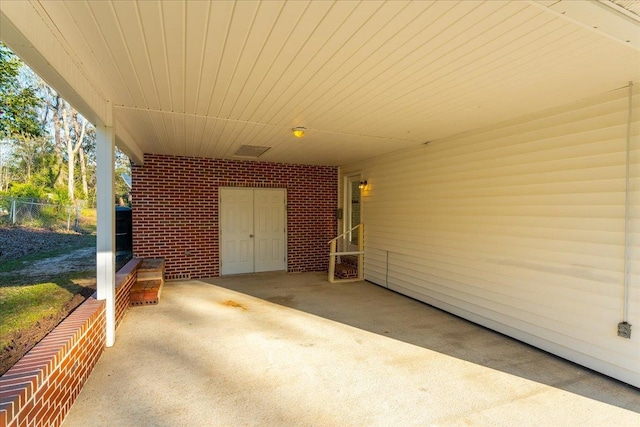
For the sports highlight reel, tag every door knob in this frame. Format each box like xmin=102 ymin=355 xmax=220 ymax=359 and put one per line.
xmin=249 ymin=234 xmax=254 ymax=238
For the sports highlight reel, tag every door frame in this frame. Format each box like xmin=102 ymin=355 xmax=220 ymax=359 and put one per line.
xmin=344 ymin=173 xmax=362 ymax=251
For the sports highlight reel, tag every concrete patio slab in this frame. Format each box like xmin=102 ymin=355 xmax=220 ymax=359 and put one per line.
xmin=63 ymin=272 xmax=639 ymax=426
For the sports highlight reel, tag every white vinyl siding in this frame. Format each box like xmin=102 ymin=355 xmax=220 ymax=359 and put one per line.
xmin=341 ymin=86 xmax=640 ymax=387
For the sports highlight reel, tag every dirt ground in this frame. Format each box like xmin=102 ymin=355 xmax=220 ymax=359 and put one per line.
xmin=0 ymin=227 xmax=94 ymax=261
xmin=0 ymin=227 xmax=96 ymax=375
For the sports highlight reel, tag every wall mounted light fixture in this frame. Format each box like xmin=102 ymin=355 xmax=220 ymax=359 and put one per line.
xmin=359 ymin=180 xmax=368 ymax=189
xmin=292 ymin=127 xmax=307 ymax=138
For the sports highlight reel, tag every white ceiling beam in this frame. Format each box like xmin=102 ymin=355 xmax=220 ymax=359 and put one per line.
xmin=115 ymin=119 xmax=145 ymax=165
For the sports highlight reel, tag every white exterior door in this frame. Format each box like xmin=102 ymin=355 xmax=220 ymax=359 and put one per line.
xmin=220 ymin=188 xmax=255 ymax=275
xmin=254 ymin=189 xmax=286 ymax=272
xmin=220 ymin=188 xmax=286 ymax=275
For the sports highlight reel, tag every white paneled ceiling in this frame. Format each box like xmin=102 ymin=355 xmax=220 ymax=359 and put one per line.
xmin=2 ymin=0 xmax=639 ymax=165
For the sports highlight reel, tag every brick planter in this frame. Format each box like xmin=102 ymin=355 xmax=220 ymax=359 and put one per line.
xmin=0 ymin=259 xmax=142 ymax=427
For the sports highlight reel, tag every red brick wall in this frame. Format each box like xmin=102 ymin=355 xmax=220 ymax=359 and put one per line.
xmin=131 ymin=155 xmax=338 ymax=280
xmin=115 ymin=260 xmax=141 ymax=328
xmin=0 ymin=260 xmax=140 ymax=427
xmin=0 ymin=298 xmax=105 ymax=427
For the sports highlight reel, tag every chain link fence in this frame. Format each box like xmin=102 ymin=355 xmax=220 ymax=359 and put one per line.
xmin=0 ymin=196 xmax=82 ymax=231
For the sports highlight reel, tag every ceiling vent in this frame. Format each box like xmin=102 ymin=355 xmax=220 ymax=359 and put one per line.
xmin=233 ymin=145 xmax=271 ymax=158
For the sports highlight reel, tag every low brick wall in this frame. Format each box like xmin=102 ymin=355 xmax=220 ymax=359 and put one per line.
xmin=0 ymin=258 xmax=141 ymax=427
xmin=115 ymin=259 xmax=141 ymax=329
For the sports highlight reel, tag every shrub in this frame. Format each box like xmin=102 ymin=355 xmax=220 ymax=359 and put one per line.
xmin=5 ymin=182 xmax=45 ymax=199
xmin=50 ymin=186 xmax=71 ymax=207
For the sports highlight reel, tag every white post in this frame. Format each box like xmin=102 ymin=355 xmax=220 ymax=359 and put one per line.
xmin=328 ymin=240 xmax=336 ymax=283
xmin=357 ymin=224 xmax=364 ymax=281
xmin=96 ymin=126 xmax=116 ymax=347
xmin=11 ymin=199 xmax=16 ymax=224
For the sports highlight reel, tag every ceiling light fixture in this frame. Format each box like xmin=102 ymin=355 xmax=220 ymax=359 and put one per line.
xmin=292 ymin=127 xmax=307 ymax=138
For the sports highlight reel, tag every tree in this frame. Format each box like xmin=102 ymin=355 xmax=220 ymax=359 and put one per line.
xmin=78 ymin=136 xmax=90 ymax=199
xmin=0 ymin=42 xmax=43 ymax=140
xmin=42 ymin=87 xmax=96 ymax=205
xmin=0 ymin=42 xmax=124 ymax=209
xmin=115 ymin=148 xmax=131 ymax=206
xmin=43 ymin=88 xmax=65 ymax=188
xmin=10 ymin=133 xmax=48 ymax=182
xmin=0 ymin=42 xmax=44 ymax=191
xmin=62 ymin=106 xmax=86 ymax=203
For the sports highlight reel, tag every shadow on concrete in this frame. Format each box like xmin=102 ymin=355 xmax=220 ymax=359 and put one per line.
xmin=202 ymin=272 xmax=640 ymax=413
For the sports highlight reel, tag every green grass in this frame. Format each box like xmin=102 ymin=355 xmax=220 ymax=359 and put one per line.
xmin=0 ymin=234 xmax=97 ymax=352
xmin=0 ymin=272 xmax=96 ymax=348
xmin=79 ymin=208 xmax=97 ymax=234
xmin=0 ymin=283 xmax=73 ymax=345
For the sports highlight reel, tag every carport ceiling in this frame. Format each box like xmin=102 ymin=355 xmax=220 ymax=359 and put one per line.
xmin=2 ymin=0 xmax=639 ymax=166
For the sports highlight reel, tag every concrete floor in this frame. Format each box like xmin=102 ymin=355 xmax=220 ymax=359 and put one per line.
xmin=63 ymin=272 xmax=640 ymax=426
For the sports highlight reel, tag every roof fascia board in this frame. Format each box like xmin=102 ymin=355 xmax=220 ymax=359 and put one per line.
xmin=0 ymin=1 xmax=109 ymax=126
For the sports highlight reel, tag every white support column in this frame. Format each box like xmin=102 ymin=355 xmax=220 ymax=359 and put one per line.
xmin=96 ymin=126 xmax=116 ymax=347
